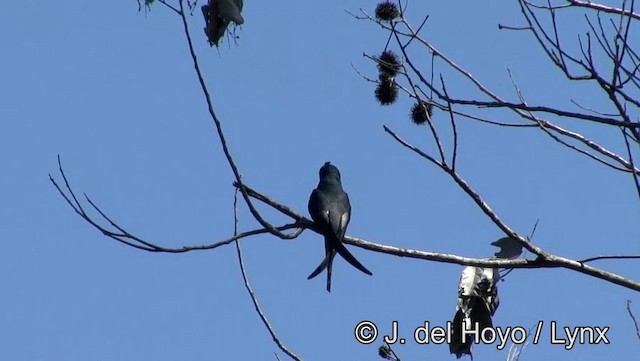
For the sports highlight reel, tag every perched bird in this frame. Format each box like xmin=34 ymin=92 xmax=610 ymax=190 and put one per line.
xmin=307 ymin=162 xmax=372 ymax=292
xmin=449 ymin=265 xmax=500 ymax=359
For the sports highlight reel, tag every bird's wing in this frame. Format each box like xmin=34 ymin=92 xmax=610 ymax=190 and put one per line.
xmin=307 ymin=189 xmax=332 ymax=281
xmin=325 ymin=191 xmax=350 ymax=240
xmin=325 ymin=191 xmax=371 ymax=275
xmin=309 ymin=188 xmax=349 ymax=240
xmin=328 ymin=209 xmax=349 ymax=241
xmin=308 ymin=189 xmax=328 ymax=225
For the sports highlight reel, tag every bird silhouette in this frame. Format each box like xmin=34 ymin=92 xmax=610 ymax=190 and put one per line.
xmin=307 ymin=162 xmax=372 ymax=292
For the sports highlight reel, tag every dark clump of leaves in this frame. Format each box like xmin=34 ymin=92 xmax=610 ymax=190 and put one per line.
xmin=378 ymin=343 xmax=400 ymax=360
xmin=375 ymin=74 xmax=398 ymax=105
xmin=378 ymin=344 xmax=392 ymax=359
xmin=137 ymin=0 xmax=155 ymax=12
xmin=410 ymin=100 xmax=433 ymax=125
xmin=378 ymin=50 xmax=401 ymax=77
xmin=202 ymin=0 xmax=244 ymax=47
xmin=375 ymin=1 xmax=400 ymax=22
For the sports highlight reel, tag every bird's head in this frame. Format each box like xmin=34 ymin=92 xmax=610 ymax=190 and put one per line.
xmin=319 ymin=161 xmax=341 ymax=181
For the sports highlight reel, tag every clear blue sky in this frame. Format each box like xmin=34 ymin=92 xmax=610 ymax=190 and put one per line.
xmin=2 ymin=1 xmax=639 ymax=360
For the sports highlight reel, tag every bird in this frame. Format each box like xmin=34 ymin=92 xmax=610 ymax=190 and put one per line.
xmin=307 ymin=162 xmax=372 ymax=292
xmin=449 ymin=265 xmax=500 ymax=359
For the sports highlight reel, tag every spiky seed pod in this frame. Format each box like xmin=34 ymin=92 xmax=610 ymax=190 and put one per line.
xmin=410 ymin=100 xmax=433 ymax=124
xmin=378 ymin=50 xmax=401 ymax=77
xmin=375 ymin=75 xmax=398 ymax=105
xmin=375 ymin=1 xmax=400 ymax=22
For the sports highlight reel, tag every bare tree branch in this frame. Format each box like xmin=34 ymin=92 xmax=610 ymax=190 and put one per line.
xmin=579 ymin=254 xmax=640 ymax=263
xmin=52 ymin=2 xmax=640 ymax=360
xmin=348 ymin=232 xmax=640 ymax=291
xmin=232 ymin=190 xmax=303 ymax=361
xmin=354 ymin=9 xmax=640 ymax=178
xmin=49 ymin=156 xmax=303 ymax=253
xmin=176 ymin=0 xmax=299 ymax=240
xmin=567 ymin=0 xmax=640 ymax=20
xmin=621 ymin=127 xmax=640 ymax=201
xmin=50 ymin=151 xmax=640 ymax=291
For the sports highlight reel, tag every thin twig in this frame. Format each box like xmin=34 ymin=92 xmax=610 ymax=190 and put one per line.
xmin=368 ymin=5 xmax=640 ymax=173
xmin=627 ymin=300 xmax=640 ymax=341
xmin=579 ymin=254 xmax=640 ymax=263
xmin=49 ymin=156 xmax=304 ymax=253
xmin=383 ymin=125 xmax=442 ymax=167
xmin=176 ymin=0 xmax=299 ymax=239
xmin=440 ymin=76 xmax=459 ymax=171
xmin=157 ymin=0 xmax=181 ymax=14
xmin=621 ymin=127 xmax=640 ymax=201
xmin=232 ymin=190 xmax=303 ymax=361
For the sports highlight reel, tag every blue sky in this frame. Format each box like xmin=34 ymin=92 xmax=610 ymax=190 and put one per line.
xmin=2 ymin=1 xmax=639 ymax=360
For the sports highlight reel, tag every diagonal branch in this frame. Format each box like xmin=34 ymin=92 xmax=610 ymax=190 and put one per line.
xmin=567 ymin=0 xmax=640 ymax=20
xmin=232 ymin=190 xmax=303 ymax=361
xmin=357 ymin=6 xmax=640 ymax=175
xmin=579 ymin=254 xmax=640 ymax=263
xmin=379 ymin=128 xmax=640 ymax=292
xmin=176 ymin=0 xmax=299 ymax=240
xmin=627 ymin=300 xmax=640 ymax=341
xmin=621 ymin=127 xmax=640 ymax=201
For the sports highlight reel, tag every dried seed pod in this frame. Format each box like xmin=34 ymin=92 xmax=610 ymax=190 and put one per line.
xmin=375 ymin=75 xmax=398 ymax=105
xmin=375 ymin=1 xmax=400 ymax=22
xmin=410 ymin=100 xmax=433 ymax=124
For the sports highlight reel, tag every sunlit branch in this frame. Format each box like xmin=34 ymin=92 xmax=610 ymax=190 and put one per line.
xmin=347 ymin=232 xmax=640 ymax=291
xmin=567 ymin=0 xmax=640 ymax=20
